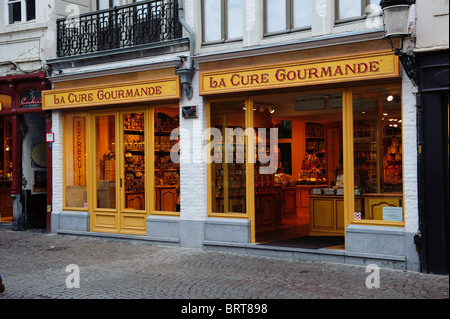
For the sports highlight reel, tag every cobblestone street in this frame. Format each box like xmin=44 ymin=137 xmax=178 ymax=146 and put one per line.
xmin=1 ymin=228 xmax=448 ymax=313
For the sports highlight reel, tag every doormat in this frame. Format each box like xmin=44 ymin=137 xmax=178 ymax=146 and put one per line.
xmin=259 ymin=236 xmax=344 ymax=249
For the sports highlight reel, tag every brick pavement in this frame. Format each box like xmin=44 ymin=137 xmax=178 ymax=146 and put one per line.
xmin=0 ymin=228 xmax=448 ymax=304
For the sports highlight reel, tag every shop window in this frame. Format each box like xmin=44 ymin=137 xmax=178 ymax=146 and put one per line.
xmin=209 ymin=101 xmax=247 ymax=214
xmin=8 ymin=0 xmax=35 ymax=24
xmin=264 ymin=0 xmax=311 ymax=35
xmin=154 ymin=106 xmax=180 ymax=212
xmin=64 ymin=114 xmax=88 ymax=209
xmin=353 ymin=86 xmax=404 ymax=222
xmin=335 ymin=0 xmax=380 ymax=23
xmin=123 ymin=112 xmax=146 ymax=210
xmin=202 ymin=0 xmax=243 ymax=44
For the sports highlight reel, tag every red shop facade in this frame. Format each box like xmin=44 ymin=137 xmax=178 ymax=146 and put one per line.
xmin=0 ymin=71 xmax=51 ymax=231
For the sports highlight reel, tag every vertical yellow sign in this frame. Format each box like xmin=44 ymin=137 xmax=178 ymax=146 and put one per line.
xmin=73 ymin=116 xmax=86 ymax=186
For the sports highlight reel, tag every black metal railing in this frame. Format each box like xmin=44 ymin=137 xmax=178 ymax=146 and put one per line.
xmin=56 ymin=0 xmax=183 ymax=57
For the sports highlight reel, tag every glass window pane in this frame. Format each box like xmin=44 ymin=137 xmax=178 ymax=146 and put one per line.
xmin=99 ymin=0 xmax=110 ymax=10
xmin=353 ymin=87 xmax=403 ymax=221
xmin=227 ymin=0 xmax=243 ymax=39
xmin=123 ymin=112 xmax=145 ymax=210
xmin=64 ymin=114 xmax=88 ymax=209
xmin=338 ymin=0 xmax=362 ymax=20
xmin=154 ymin=107 xmax=180 ymax=212
xmin=9 ymin=1 xmax=22 ymax=24
xmin=204 ymin=0 xmax=222 ymax=42
xmin=209 ymin=101 xmax=246 ymax=214
xmin=293 ymin=0 xmax=312 ymax=29
xmin=96 ymin=115 xmax=116 ymax=209
xmin=26 ymin=0 xmax=35 ymax=21
xmin=266 ymin=0 xmax=287 ymax=33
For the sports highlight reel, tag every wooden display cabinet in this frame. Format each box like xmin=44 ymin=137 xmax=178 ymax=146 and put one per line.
xmin=309 ymin=195 xmax=363 ymax=236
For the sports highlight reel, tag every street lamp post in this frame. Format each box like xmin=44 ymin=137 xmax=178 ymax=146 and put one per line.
xmin=380 ymin=0 xmax=418 ymax=86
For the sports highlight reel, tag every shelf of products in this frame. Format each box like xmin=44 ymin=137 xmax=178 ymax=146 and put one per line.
xmin=123 ymin=113 xmax=145 ymax=194
xmin=302 ymin=123 xmax=327 ymax=183
xmin=154 ymin=112 xmax=180 ymax=187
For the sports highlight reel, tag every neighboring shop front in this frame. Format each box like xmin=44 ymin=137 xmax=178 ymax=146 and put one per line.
xmin=42 ymin=69 xmax=181 ymax=237
xmin=199 ymin=40 xmax=420 ymax=270
xmin=0 ymin=71 xmax=49 ymax=230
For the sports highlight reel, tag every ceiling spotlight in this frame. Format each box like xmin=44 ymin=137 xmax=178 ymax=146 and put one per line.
xmin=387 ymin=95 xmax=394 ymax=102
xmin=269 ymin=107 xmax=275 ymax=114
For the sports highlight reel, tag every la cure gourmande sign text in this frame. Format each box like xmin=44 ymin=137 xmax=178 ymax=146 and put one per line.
xmin=42 ymin=77 xmax=179 ymax=110
xmin=200 ymin=52 xmax=399 ymax=95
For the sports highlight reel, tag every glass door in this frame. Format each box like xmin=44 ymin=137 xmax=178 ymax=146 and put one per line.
xmin=92 ymin=113 xmax=118 ymax=233
xmin=120 ymin=110 xmax=147 ymax=235
xmin=91 ymin=109 xmax=148 ymax=235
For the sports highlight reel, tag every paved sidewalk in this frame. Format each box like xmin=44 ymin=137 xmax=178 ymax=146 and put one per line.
xmin=0 ymin=228 xmax=448 ymax=302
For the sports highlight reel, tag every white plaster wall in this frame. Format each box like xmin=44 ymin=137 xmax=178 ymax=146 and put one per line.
xmin=401 ymin=69 xmax=419 ymax=234
xmin=415 ymin=0 xmax=449 ymax=52
xmin=179 ymin=70 xmax=208 ymax=221
xmin=51 ymin=110 xmax=64 ymax=215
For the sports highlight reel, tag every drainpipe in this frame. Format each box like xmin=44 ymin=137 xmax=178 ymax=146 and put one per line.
xmin=177 ymin=0 xmax=195 ymax=100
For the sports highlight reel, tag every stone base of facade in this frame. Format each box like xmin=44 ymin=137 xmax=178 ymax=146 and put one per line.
xmin=52 ymin=213 xmax=419 ymax=271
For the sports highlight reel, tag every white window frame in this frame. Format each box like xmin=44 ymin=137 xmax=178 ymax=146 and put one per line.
xmin=264 ymin=0 xmax=312 ymax=37
xmin=6 ymin=0 xmax=35 ymax=24
xmin=335 ymin=0 xmax=381 ymax=24
xmin=201 ymin=0 xmax=243 ymax=45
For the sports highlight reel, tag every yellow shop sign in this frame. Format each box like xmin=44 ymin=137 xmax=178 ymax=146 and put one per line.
xmin=42 ymin=77 xmax=180 ymax=110
xmin=200 ymin=52 xmax=399 ymax=95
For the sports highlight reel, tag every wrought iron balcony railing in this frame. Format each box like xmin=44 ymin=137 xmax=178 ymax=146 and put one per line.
xmin=56 ymin=0 xmax=183 ymax=58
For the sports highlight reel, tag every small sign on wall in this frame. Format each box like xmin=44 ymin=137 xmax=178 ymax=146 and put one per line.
xmin=46 ymin=132 xmax=55 ymax=143
xmin=182 ymin=106 xmax=197 ymax=118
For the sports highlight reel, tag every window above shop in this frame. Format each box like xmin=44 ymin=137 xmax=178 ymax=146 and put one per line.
xmin=201 ymin=0 xmax=243 ymax=44
xmin=335 ymin=0 xmax=381 ymax=23
xmin=264 ymin=0 xmax=312 ymax=36
xmin=7 ymin=0 xmax=35 ymax=24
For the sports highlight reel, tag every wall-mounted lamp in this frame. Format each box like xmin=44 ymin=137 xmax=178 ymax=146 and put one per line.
xmin=380 ymin=0 xmax=418 ymax=86
xmin=177 ymin=68 xmax=195 ymax=100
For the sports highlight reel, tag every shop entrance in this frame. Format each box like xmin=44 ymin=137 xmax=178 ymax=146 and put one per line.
xmin=91 ymin=109 xmax=148 ymax=235
xmin=252 ymin=92 xmax=345 ymax=248
xmin=89 ymin=106 xmax=180 ymax=235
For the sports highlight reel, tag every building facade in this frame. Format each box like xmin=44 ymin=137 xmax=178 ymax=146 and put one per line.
xmin=414 ymin=0 xmax=449 ymax=275
xmin=34 ymin=0 xmax=447 ymax=273
xmin=0 ymin=0 xmax=58 ymax=230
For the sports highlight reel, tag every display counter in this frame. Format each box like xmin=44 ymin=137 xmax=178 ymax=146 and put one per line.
xmin=309 ymin=194 xmax=363 ymax=236
xmin=155 ymin=185 xmax=178 ymax=212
